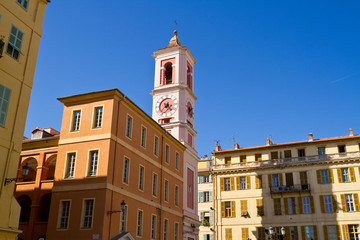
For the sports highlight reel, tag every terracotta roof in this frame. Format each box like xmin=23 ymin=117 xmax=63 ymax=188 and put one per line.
xmin=214 ymin=134 xmax=360 ymax=153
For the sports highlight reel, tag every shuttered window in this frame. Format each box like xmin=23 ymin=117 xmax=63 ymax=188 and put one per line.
xmin=236 ymin=176 xmax=250 ymax=190
xmin=338 ymin=168 xmax=355 ymax=183
xmin=341 ymin=194 xmax=359 ymax=212
xmin=240 ymin=200 xmax=247 ymax=216
xmin=256 ymin=199 xmax=264 ymax=216
xmin=274 ymin=198 xmax=282 ymax=215
xmin=0 ymin=84 xmax=11 ymax=127
xmin=323 ymin=225 xmax=341 ymax=240
xmin=240 ymin=155 xmax=246 ymax=163
xmin=301 ymin=225 xmax=318 ymax=240
xmin=241 ymin=228 xmax=249 ymax=240
xmin=302 ymin=196 xmax=314 ymax=214
xmin=225 ymin=228 xmax=232 ymax=240
xmin=221 ymin=177 xmax=234 ymax=191
xmin=6 ymin=25 xmax=24 ymax=60
xmin=221 ymin=201 xmax=235 ymax=218
xmin=300 ymin=171 xmax=308 ymax=185
xmin=284 ymin=197 xmax=296 ymax=215
xmin=255 ymin=175 xmax=262 ymax=189
xmin=257 ymin=227 xmax=266 ymax=240
xmin=255 ymin=153 xmax=262 ymax=161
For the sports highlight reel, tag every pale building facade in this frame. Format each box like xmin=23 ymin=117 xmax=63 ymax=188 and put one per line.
xmin=151 ymin=31 xmax=200 ymax=239
xmin=0 ymin=1 xmax=49 ymax=239
xmin=198 ymin=157 xmax=214 ymax=240
xmin=212 ymin=130 xmax=360 ymax=240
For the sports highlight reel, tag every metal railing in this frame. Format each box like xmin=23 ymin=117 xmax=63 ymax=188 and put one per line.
xmin=212 ymin=151 xmax=360 ymax=171
xmin=270 ymin=184 xmax=310 ymax=193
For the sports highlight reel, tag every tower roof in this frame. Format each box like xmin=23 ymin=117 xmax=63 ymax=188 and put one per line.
xmin=167 ymin=30 xmax=181 ymax=48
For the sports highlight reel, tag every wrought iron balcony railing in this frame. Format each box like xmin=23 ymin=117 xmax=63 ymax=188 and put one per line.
xmin=270 ymin=184 xmax=310 ymax=193
xmin=212 ymin=151 xmax=360 ymax=171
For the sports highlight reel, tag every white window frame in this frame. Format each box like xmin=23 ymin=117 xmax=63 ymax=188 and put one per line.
xmin=152 ymin=173 xmax=158 ymax=197
xmin=120 ymin=205 xmax=127 ymax=232
xmin=92 ymin=106 xmax=103 ymax=129
xmin=125 ymin=115 xmax=133 ymax=138
xmin=65 ymin=152 xmax=76 ymax=179
xmin=58 ymin=200 xmax=71 ymax=229
xmin=140 ymin=126 xmax=146 ymax=148
xmin=71 ymin=110 xmax=81 ymax=132
xmin=138 ymin=165 xmax=145 ymax=191
xmin=87 ymin=150 xmax=99 ymax=177
xmin=81 ymin=199 xmax=95 ymax=229
xmin=136 ymin=209 xmax=143 ymax=237
xmin=123 ymin=157 xmax=130 ymax=184
xmin=151 ymin=214 xmax=157 ymax=239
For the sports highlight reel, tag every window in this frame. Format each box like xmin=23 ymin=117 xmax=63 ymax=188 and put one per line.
xmin=300 ymin=196 xmax=314 ymax=214
xmin=242 ymin=228 xmax=249 ymax=240
xmin=152 ymin=173 xmax=157 ymax=196
xmin=138 ymin=166 xmax=144 ymax=190
xmin=322 ymin=195 xmax=335 ymax=213
xmin=221 ymin=201 xmax=235 ymax=218
xmin=65 ymin=153 xmax=76 ymax=178
xmin=87 ymin=150 xmax=98 ymax=176
xmin=325 ymin=225 xmax=339 ymax=240
xmin=136 ymin=210 xmax=143 ymax=236
xmin=174 ymin=223 xmax=179 ymax=240
xmin=164 ymin=180 xmax=168 ymax=202
xmin=151 ymin=215 xmax=156 ymax=239
xmin=256 ymin=199 xmax=264 ymax=216
xmin=318 ymin=147 xmax=325 ymax=155
xmin=240 ymin=200 xmax=248 ymax=216
xmin=240 ymin=155 xmax=246 ymax=163
xmin=58 ymin=200 xmax=70 ymax=229
xmin=163 ymin=219 xmax=168 ymax=240
xmin=274 ymin=198 xmax=282 ymax=215
xmin=284 ymin=150 xmax=292 ymax=158
xmin=165 ymin=145 xmax=170 ymax=163
xmin=16 ymin=0 xmax=29 ymax=10
xmin=255 ymin=175 xmax=262 ymax=189
xmin=225 ymin=228 xmax=232 ymax=240
xmin=71 ymin=110 xmax=81 ymax=131
xmin=140 ymin=126 xmax=146 ymax=147
xmin=285 ymin=197 xmax=296 ymax=215
xmin=347 ymin=225 xmax=360 ymax=240
xmin=123 ymin=158 xmax=129 ymax=184
xmin=154 ymin=136 xmax=159 ymax=156
xmin=300 ymin=171 xmax=308 ymax=185
xmin=0 ymin=84 xmax=11 ymax=127
xmin=120 ymin=205 xmax=127 ymax=232
xmin=175 ymin=186 xmax=179 ymax=206
xmin=6 ymin=25 xmax=23 ymax=60
xmin=302 ymin=226 xmax=317 ymax=240
xmin=272 ymin=174 xmax=280 ymax=187
xmin=236 ymin=176 xmax=250 ymax=190
xmin=317 ymin=169 xmax=333 ymax=184
xmin=255 ymin=153 xmax=262 ymax=161
xmin=338 ymin=167 xmax=355 ymax=183
xmin=298 ymin=149 xmax=305 ymax=157
xmin=203 ymin=234 xmax=213 ymax=240
xmin=289 ymin=226 xmax=299 ymax=240
xmin=188 ymin=133 xmax=193 ymax=147
xmin=338 ymin=145 xmax=346 ymax=153
xmin=257 ymin=227 xmax=266 ymax=240
xmin=221 ymin=177 xmax=234 ymax=191
xmin=225 ymin=157 xmax=231 ymax=165
xmin=82 ymin=199 xmax=94 ymax=228
xmin=199 ymin=191 xmax=212 ymax=203
xmin=126 ymin=115 xmax=132 ymax=138
xmin=93 ymin=107 xmax=103 ymax=128
xmin=341 ymin=194 xmax=357 ymax=212
xmin=271 ymin=151 xmax=278 ymax=160
xmin=175 ymin=152 xmax=179 ymax=170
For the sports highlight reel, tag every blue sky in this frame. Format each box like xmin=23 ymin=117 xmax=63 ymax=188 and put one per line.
xmin=25 ymin=0 xmax=360 ymax=157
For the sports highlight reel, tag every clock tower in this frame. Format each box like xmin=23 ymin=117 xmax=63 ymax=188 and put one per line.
xmin=151 ymin=30 xmax=200 ymax=239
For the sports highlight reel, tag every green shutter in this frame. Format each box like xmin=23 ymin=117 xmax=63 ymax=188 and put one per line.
xmin=0 ymin=84 xmax=11 ymax=127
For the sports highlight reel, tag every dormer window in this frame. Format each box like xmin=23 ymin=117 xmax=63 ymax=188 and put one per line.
xmin=164 ymin=63 xmax=172 ymax=84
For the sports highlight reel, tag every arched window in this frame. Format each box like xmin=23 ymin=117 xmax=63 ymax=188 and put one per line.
xmin=164 ymin=63 xmax=173 ymax=84
xmin=38 ymin=193 xmax=51 ymax=222
xmin=18 ymin=195 xmax=31 ymax=222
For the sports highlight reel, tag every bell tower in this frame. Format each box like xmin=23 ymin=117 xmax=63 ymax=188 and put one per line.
xmin=151 ymin=30 xmax=200 ymax=239
xmin=151 ymin=30 xmax=197 ymax=149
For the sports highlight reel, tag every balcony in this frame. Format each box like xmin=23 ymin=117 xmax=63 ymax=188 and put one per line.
xmin=212 ymin=151 xmax=360 ymax=171
xmin=270 ymin=184 xmax=310 ymax=194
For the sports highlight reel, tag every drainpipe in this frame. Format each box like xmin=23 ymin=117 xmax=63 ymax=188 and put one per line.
xmin=108 ymin=94 xmax=125 ymax=239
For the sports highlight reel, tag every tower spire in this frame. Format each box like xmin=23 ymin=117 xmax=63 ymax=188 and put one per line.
xmin=167 ymin=29 xmax=181 ymax=48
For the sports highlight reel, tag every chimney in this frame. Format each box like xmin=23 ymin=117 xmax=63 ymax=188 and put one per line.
xmin=349 ymin=128 xmax=354 ymax=136
xmin=308 ymin=133 xmax=313 ymax=142
xmin=266 ymin=137 xmax=273 ymax=146
xmin=234 ymin=142 xmax=240 ymax=149
xmin=215 ymin=141 xmax=222 ymax=151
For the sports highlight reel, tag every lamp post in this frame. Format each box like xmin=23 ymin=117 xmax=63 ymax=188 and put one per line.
xmin=4 ymin=163 xmax=30 ymax=186
xmin=107 ymin=200 xmax=126 ymax=215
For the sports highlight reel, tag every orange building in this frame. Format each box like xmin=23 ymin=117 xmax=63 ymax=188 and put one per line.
xmin=15 ymin=89 xmax=185 ymax=240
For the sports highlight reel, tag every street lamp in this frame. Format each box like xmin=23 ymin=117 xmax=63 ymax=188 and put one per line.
xmin=107 ymin=200 xmax=126 ymax=215
xmin=265 ymin=226 xmax=285 ymax=240
xmin=4 ymin=163 xmax=30 ymax=186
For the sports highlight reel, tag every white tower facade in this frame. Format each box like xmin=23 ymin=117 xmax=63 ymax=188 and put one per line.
xmin=151 ymin=31 xmax=200 ymax=239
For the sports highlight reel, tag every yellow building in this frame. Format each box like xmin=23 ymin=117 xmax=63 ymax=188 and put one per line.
xmin=0 ymin=1 xmax=50 ymax=239
xmin=212 ymin=130 xmax=360 ymax=240
xmin=198 ymin=157 xmax=214 ymax=240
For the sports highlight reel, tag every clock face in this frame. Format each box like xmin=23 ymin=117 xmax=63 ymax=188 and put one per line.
xmin=156 ymin=95 xmax=178 ymax=117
